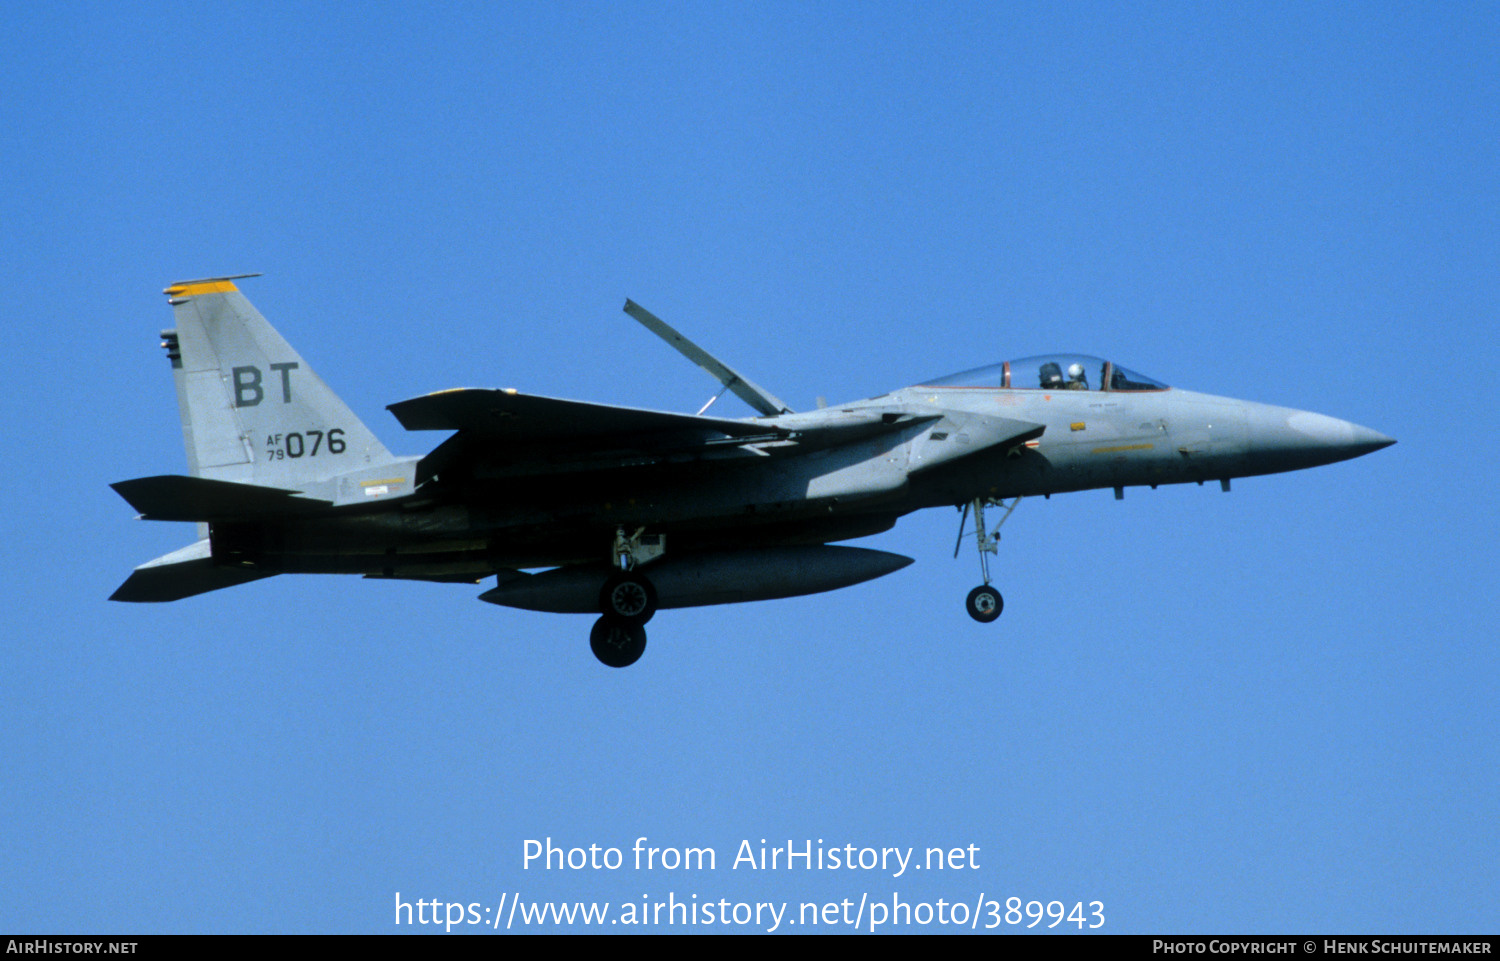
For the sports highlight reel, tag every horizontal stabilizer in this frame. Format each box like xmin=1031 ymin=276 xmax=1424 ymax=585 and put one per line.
xmin=111 ymin=474 xmax=332 ymax=522
xmin=110 ymin=539 xmax=274 ymax=602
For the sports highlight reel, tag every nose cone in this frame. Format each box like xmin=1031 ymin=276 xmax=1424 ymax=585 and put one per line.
xmin=1285 ymin=411 xmax=1395 ymax=458
xmin=1243 ymin=404 xmax=1395 ymax=474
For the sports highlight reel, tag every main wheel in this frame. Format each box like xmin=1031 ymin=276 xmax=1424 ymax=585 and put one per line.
xmin=965 ymin=584 xmax=1003 ymax=623
xmin=599 ymin=570 xmax=657 ymax=624
xmin=590 ymin=617 xmax=647 ymax=668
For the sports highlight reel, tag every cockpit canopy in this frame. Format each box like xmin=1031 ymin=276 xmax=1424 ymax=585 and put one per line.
xmin=918 ymin=354 xmax=1167 ymax=392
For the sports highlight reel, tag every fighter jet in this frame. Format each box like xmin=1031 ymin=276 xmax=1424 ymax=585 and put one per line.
xmin=112 ymin=276 xmax=1394 ymax=666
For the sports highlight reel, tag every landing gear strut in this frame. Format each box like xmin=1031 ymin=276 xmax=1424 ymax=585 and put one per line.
xmin=955 ymin=496 xmax=1021 ymax=623
xmin=590 ymin=527 xmax=661 ymax=667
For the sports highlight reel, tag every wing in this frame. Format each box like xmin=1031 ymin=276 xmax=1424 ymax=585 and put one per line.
xmin=388 ymin=389 xmax=1044 ymax=489
xmin=387 ymin=389 xmax=790 ymax=484
xmin=387 ymin=388 xmax=778 ymax=442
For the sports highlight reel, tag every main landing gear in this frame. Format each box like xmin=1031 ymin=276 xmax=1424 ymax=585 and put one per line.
xmin=589 ymin=527 xmax=662 ymax=668
xmin=955 ymin=496 xmax=1021 ymax=623
xmin=589 ymin=617 xmax=647 ymax=668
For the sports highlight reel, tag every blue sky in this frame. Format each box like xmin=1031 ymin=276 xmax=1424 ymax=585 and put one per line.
xmin=4 ymin=1 xmax=1496 ymax=934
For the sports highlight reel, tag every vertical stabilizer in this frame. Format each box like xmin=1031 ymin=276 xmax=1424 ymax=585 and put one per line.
xmin=160 ymin=276 xmax=395 ymax=488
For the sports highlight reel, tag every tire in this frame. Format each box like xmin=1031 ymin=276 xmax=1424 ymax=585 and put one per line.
xmin=599 ymin=571 xmax=657 ymax=624
xmin=965 ymin=585 xmax=1003 ymax=623
xmin=590 ymin=617 xmax=647 ymax=668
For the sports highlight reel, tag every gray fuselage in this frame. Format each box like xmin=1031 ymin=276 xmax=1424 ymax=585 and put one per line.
xmin=217 ymin=378 xmax=1390 ymax=579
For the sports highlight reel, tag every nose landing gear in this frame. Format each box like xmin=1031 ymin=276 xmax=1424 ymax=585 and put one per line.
xmin=955 ymin=496 xmax=1020 ymax=623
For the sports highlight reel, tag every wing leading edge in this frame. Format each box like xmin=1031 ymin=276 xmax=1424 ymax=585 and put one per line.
xmin=387 ymin=388 xmax=778 ymax=441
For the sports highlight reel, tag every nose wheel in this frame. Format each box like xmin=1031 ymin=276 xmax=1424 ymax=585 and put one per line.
xmin=966 ymin=584 xmax=1003 ymax=622
xmin=955 ymin=496 xmax=1020 ymax=623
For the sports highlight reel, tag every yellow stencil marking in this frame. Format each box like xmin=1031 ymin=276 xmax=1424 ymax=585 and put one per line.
xmin=1091 ymin=443 xmax=1155 ymax=454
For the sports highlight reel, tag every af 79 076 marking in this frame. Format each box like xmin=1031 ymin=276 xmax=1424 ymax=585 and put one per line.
xmin=263 ymin=429 xmax=347 ymax=460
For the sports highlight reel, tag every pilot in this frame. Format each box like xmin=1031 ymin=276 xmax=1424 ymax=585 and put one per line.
xmin=1064 ymin=363 xmax=1089 ymax=389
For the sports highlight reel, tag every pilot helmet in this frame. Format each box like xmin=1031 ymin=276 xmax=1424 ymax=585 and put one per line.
xmin=1067 ymin=363 xmax=1084 ymax=380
